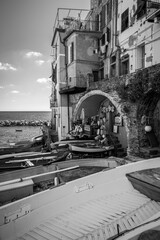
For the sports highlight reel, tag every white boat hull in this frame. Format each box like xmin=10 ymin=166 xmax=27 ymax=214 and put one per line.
xmin=1 ymin=158 xmax=160 ymax=240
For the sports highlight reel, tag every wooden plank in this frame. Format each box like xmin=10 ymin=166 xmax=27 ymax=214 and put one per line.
xmin=122 ymin=217 xmax=132 ymax=229
xmin=133 ymin=210 xmax=144 ymax=223
xmin=43 ymin=221 xmax=81 ymax=238
xmin=103 ymin=225 xmax=112 ymax=238
xmin=49 ymin=219 xmax=88 ymax=236
xmin=125 ymin=215 xmax=136 ymax=228
xmin=54 ymin=215 xmax=94 ymax=234
xmin=22 ymin=233 xmax=38 ymax=240
xmin=147 ymin=201 xmax=160 ymax=214
xmin=108 ymin=224 xmax=117 ymax=237
xmin=33 ymin=227 xmax=58 ymax=240
xmin=29 ymin=230 xmax=52 ymax=240
xmin=35 ymin=225 xmax=72 ymax=240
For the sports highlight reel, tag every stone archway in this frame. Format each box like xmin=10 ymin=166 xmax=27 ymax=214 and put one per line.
xmin=73 ymin=90 xmax=130 ymax=153
xmin=74 ymin=90 xmax=125 ymax=118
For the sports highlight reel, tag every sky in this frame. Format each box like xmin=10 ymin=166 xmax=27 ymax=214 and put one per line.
xmin=0 ymin=0 xmax=90 ymax=111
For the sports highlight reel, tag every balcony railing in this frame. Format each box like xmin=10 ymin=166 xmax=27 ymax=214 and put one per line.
xmin=148 ymin=0 xmax=160 ymax=8
xmin=53 ymin=8 xmax=101 ymax=34
xmin=147 ymin=0 xmax=160 ymax=21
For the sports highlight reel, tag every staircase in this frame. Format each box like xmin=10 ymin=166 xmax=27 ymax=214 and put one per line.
xmin=107 ymin=134 xmax=127 ymax=158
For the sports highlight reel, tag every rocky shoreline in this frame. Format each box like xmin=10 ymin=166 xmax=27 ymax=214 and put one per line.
xmin=0 ymin=120 xmax=49 ymax=127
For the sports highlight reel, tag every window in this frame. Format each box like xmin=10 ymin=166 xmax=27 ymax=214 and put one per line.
xmin=121 ymin=8 xmax=129 ymax=32
xmin=100 ymin=5 xmax=106 ymax=30
xmin=107 ymin=0 xmax=112 ymax=24
xmin=99 ymin=67 xmax=104 ymax=80
xmin=68 ymin=42 xmax=74 ymax=64
xmin=137 ymin=44 xmax=145 ymax=69
xmin=101 ymin=34 xmax=106 ymax=46
xmin=110 ymin=55 xmax=116 ymax=77
xmin=106 ymin=27 xmax=111 ymax=43
xmin=92 ymin=66 xmax=104 ymax=81
xmin=95 ymin=14 xmax=100 ymax=31
xmin=52 ymin=64 xmax=57 ymax=84
xmin=120 ymin=54 xmax=129 ymax=75
xmin=136 ymin=0 xmax=147 ymax=19
xmin=93 ymin=70 xmax=99 ymax=82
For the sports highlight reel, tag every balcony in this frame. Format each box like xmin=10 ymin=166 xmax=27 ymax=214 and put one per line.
xmin=53 ymin=8 xmax=101 ymax=35
xmin=148 ymin=0 xmax=160 ymax=8
xmin=147 ymin=0 xmax=160 ymax=22
xmin=59 ymin=76 xmax=87 ymax=94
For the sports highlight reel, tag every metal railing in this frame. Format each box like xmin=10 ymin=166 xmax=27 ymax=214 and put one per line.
xmin=147 ymin=0 xmax=160 ymax=20
xmin=148 ymin=0 xmax=160 ymax=8
xmin=53 ymin=8 xmax=101 ymax=34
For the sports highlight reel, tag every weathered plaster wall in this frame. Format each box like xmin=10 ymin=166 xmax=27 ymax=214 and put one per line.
xmin=66 ymin=32 xmax=100 ymax=83
xmin=117 ymin=0 xmax=160 ymax=73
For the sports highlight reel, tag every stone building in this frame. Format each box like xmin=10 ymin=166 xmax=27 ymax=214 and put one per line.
xmin=50 ymin=0 xmax=160 ymax=158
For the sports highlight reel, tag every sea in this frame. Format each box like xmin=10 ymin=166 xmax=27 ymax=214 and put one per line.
xmin=0 ymin=111 xmax=51 ymax=147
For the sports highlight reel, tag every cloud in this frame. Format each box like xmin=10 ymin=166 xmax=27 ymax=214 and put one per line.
xmin=0 ymin=86 xmax=4 ymax=89
xmin=35 ymin=60 xmax=45 ymax=66
xmin=0 ymin=62 xmax=17 ymax=71
xmin=37 ymin=78 xmax=49 ymax=84
xmin=25 ymin=51 xmax=43 ymax=58
xmin=11 ymin=90 xmax=20 ymax=94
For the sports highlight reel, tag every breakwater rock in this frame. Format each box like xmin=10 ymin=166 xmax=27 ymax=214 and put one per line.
xmin=0 ymin=120 xmax=49 ymax=127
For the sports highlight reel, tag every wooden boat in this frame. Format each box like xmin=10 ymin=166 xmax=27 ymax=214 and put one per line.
xmin=69 ymin=143 xmax=108 ymax=153
xmin=1 ymin=158 xmax=160 ymax=240
xmin=68 ymin=143 xmax=115 ymax=158
xmin=0 ymin=151 xmax=69 ymax=172
xmin=126 ymin=168 xmax=160 ymax=201
xmin=52 ymin=139 xmax=95 ymax=149
xmin=0 ymin=138 xmax=43 ymax=156
xmin=0 ymin=157 xmax=119 ymax=183
xmin=0 ymin=157 xmax=119 ymax=206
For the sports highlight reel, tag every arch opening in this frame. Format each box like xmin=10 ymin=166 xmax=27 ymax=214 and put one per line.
xmin=72 ymin=90 xmax=129 ymax=154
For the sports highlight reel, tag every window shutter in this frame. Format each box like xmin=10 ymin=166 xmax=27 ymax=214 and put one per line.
xmin=107 ymin=27 xmax=110 ymax=43
xmin=68 ymin=44 xmax=71 ymax=64
xmin=95 ymin=14 xmax=99 ymax=31
xmin=71 ymin=42 xmax=74 ymax=62
xmin=121 ymin=8 xmax=129 ymax=32
xmin=107 ymin=0 xmax=112 ymax=24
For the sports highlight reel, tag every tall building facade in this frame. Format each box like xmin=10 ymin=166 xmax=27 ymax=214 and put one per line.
xmin=50 ymin=1 xmax=160 ymax=157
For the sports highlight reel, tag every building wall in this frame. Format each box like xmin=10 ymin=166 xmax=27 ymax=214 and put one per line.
xmin=51 ymin=31 xmax=69 ymax=140
xmin=118 ymin=0 xmax=160 ymax=74
xmin=66 ymin=32 xmax=100 ymax=83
